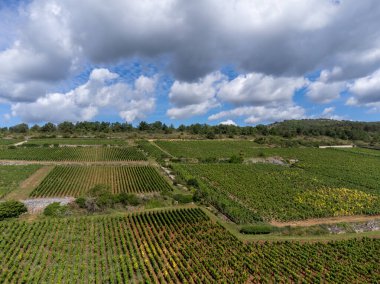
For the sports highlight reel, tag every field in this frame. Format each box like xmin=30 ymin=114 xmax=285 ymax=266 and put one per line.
xmin=26 ymin=138 xmax=128 ymax=146
xmin=155 ymin=140 xmax=260 ymax=158
xmin=0 ymin=208 xmax=378 ymax=283
xmin=0 ymin=165 xmax=41 ymax=198
xmin=31 ymin=165 xmax=172 ymax=197
xmin=0 ymin=147 xmax=146 ymax=161
xmin=174 ymin=164 xmax=380 ymax=222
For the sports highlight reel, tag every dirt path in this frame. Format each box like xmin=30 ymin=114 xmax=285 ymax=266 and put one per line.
xmin=270 ymin=215 xmax=380 ymax=227
xmin=0 ymin=160 xmax=150 ymax=166
xmin=4 ymin=166 xmax=54 ymax=200
xmin=13 ymin=140 xmax=28 ymax=146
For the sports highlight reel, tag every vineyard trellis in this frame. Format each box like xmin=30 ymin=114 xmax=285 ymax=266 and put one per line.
xmin=0 ymin=208 xmax=378 ymax=283
xmin=0 ymin=147 xmax=146 ymax=161
xmin=31 ymin=165 xmax=173 ymax=197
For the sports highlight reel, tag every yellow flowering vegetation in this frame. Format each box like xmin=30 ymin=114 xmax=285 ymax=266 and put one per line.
xmin=295 ymin=188 xmax=379 ymax=217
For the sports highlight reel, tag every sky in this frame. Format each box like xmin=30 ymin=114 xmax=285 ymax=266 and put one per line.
xmin=0 ymin=0 xmax=380 ymax=127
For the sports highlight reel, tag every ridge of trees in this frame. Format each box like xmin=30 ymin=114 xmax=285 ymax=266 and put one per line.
xmin=1 ymin=119 xmax=380 ymax=143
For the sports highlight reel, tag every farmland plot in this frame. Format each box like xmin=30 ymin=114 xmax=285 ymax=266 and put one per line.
xmin=174 ymin=163 xmax=380 ymax=222
xmin=0 ymin=146 xmax=146 ymax=161
xmin=31 ymin=165 xmax=172 ymax=197
xmin=0 ymin=208 xmax=378 ymax=283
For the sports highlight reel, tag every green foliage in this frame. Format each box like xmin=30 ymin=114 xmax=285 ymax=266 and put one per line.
xmin=75 ymin=197 xmax=86 ymax=208
xmin=240 ymin=224 xmax=275 ymax=235
xmin=172 ymin=193 xmax=193 ymax=204
xmin=229 ymin=154 xmax=243 ymax=163
xmin=0 ymin=200 xmax=27 ymax=220
xmin=186 ymin=178 xmax=199 ymax=188
xmin=43 ymin=202 xmax=69 ymax=217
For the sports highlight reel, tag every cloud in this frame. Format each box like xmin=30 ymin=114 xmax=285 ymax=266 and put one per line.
xmin=218 ymin=73 xmax=306 ymax=106
xmin=2 ymin=0 xmax=380 ymax=123
xmin=219 ymin=119 xmax=237 ymax=126
xmin=347 ymin=69 xmax=380 ymax=108
xmin=209 ymin=105 xmax=305 ymax=125
xmin=167 ymin=72 xmax=224 ymax=119
xmin=306 ymin=68 xmax=346 ymax=104
xmin=11 ymin=68 xmax=157 ymax=123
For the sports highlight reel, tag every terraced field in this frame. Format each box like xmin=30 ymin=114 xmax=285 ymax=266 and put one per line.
xmin=0 ymin=209 xmax=378 ymax=283
xmin=31 ymin=165 xmax=172 ymax=197
xmin=0 ymin=147 xmax=146 ymax=161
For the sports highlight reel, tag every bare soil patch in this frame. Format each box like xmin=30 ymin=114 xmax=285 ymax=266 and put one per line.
xmin=271 ymin=215 xmax=380 ymax=227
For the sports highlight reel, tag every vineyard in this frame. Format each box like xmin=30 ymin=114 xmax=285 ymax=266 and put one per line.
xmin=0 ymin=165 xmax=41 ymax=198
xmin=31 ymin=165 xmax=172 ymax=197
xmin=137 ymin=140 xmax=170 ymax=160
xmin=173 ymin=163 xmax=380 ymax=222
xmin=0 ymin=208 xmax=378 ymax=283
xmin=26 ymin=138 xmax=128 ymax=146
xmin=0 ymin=147 xmax=146 ymax=161
xmin=0 ymin=139 xmax=22 ymax=146
xmin=155 ymin=140 xmax=260 ymax=158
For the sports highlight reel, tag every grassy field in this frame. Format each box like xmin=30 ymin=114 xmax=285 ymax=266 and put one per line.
xmin=0 ymin=208 xmax=378 ymax=283
xmin=26 ymin=138 xmax=128 ymax=146
xmin=0 ymin=165 xmax=41 ymax=198
xmin=31 ymin=165 xmax=172 ymax=197
xmin=0 ymin=147 xmax=146 ymax=161
xmin=174 ymin=163 xmax=380 ymax=222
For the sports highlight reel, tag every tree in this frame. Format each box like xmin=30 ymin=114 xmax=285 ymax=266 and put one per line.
xmin=58 ymin=121 xmax=75 ymax=133
xmin=41 ymin=122 xmax=57 ymax=132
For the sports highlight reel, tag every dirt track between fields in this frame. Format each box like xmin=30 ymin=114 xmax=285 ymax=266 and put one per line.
xmin=0 ymin=160 xmax=150 ymax=166
xmin=270 ymin=215 xmax=380 ymax=227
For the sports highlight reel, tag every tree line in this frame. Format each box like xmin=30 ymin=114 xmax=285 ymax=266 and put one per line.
xmin=1 ymin=119 xmax=380 ymax=143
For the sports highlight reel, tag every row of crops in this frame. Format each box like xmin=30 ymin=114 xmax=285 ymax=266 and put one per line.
xmin=173 ymin=163 xmax=380 ymax=222
xmin=0 ymin=147 xmax=146 ymax=161
xmin=26 ymin=138 xmax=128 ymax=146
xmin=0 ymin=209 xmax=378 ymax=283
xmin=155 ymin=140 xmax=260 ymax=158
xmin=31 ymin=165 xmax=172 ymax=197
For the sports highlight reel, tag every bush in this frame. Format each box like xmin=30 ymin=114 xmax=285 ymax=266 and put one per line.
xmin=240 ymin=224 xmax=274 ymax=235
xmin=173 ymin=194 xmax=193 ymax=204
xmin=229 ymin=155 xmax=244 ymax=164
xmin=43 ymin=202 xmax=69 ymax=217
xmin=187 ymin=178 xmax=199 ymax=188
xmin=0 ymin=201 xmax=27 ymax=220
xmin=75 ymin=197 xmax=86 ymax=208
xmin=193 ymin=188 xmax=207 ymax=202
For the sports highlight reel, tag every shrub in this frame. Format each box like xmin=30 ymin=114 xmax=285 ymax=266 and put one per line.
xmin=173 ymin=194 xmax=193 ymax=204
xmin=0 ymin=201 xmax=27 ymax=220
xmin=240 ymin=224 xmax=274 ymax=235
xmin=187 ymin=178 xmax=199 ymax=188
xmin=229 ymin=155 xmax=243 ymax=164
xmin=75 ymin=197 xmax=86 ymax=208
xmin=43 ymin=202 xmax=69 ymax=217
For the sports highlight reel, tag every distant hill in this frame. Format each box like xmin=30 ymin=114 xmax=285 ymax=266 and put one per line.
xmin=267 ymin=119 xmax=380 ymax=142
